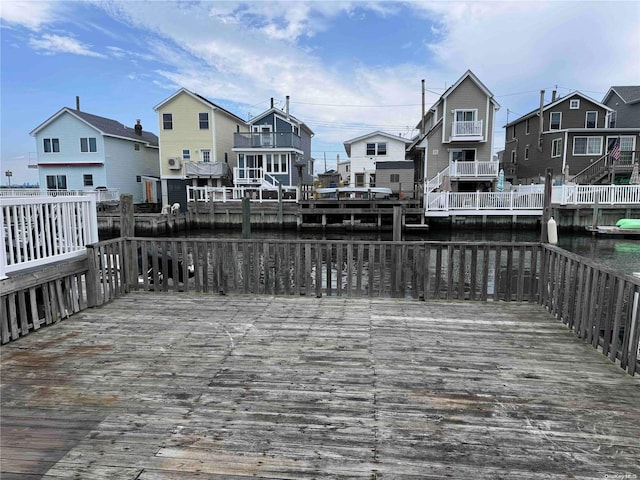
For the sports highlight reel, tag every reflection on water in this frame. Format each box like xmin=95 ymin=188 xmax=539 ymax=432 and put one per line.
xmin=171 ymin=227 xmax=640 ymax=277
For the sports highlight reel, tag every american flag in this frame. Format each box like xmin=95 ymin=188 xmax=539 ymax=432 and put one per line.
xmin=610 ymin=139 xmax=621 ymax=160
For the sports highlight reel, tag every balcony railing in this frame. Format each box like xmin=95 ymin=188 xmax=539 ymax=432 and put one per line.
xmin=449 ymin=160 xmax=499 ymax=178
xmin=234 ymin=132 xmax=301 ymax=150
xmin=452 ymin=120 xmax=483 ymax=138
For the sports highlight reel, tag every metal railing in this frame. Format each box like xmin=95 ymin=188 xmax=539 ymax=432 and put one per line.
xmin=234 ymin=132 xmax=302 ymax=149
xmin=1 ymin=195 xmax=99 ymax=277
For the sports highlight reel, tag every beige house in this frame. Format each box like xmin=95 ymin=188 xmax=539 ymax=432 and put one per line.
xmin=153 ymin=88 xmax=247 ymax=207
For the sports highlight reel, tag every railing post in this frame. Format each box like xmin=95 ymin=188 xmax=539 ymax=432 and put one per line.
xmin=85 ymin=244 xmax=100 ymax=308
xmin=120 ymin=194 xmax=134 ymax=238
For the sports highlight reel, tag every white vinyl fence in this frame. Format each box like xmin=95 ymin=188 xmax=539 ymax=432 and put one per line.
xmin=1 ymin=195 xmax=99 ymax=277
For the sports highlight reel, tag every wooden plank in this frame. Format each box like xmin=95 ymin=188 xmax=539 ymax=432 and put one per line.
xmin=424 ymin=244 xmax=431 ymax=300
xmin=434 ymin=245 xmax=442 ymax=299
xmin=470 ymin=245 xmax=478 ymax=301
xmin=446 ymin=245 xmax=454 ymax=300
xmin=1 ymin=296 xmax=9 ymax=344
xmin=325 ymin=243 xmax=333 ymax=297
xmin=28 ymin=287 xmax=40 ymax=330
xmin=528 ymin=245 xmax=538 ymax=303
xmin=505 ymin=246 xmax=513 ymax=302
xmin=336 ymin=243 xmax=343 ymax=297
xmin=304 ymin=243 xmax=311 ymax=296
xmin=356 ymin=243 xmax=364 ymax=298
xmin=346 ymin=243 xmax=353 ymax=298
xmin=493 ymin=245 xmax=501 ymax=302
xmin=458 ymin=245 xmax=466 ymax=300
xmin=315 ymin=243 xmax=322 ymax=297
xmin=368 ymin=244 xmax=375 ymax=298
xmin=17 ymin=289 xmax=29 ymax=336
xmin=257 ymin=242 xmax=264 ymax=295
xmin=8 ymin=293 xmax=19 ymax=340
xmin=627 ymin=286 xmax=640 ymax=375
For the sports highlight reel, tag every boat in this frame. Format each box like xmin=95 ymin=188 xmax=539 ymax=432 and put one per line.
xmin=586 ymin=218 xmax=640 ymax=237
xmin=315 ymin=187 xmax=393 ymax=199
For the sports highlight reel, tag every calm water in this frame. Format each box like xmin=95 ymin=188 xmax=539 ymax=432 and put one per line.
xmin=171 ymin=227 xmax=640 ymax=278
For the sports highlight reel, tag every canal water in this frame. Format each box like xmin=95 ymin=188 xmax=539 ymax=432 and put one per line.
xmin=169 ymin=227 xmax=640 ymax=278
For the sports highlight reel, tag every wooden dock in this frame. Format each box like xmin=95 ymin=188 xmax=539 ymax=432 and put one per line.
xmin=2 ymin=292 xmax=639 ymax=479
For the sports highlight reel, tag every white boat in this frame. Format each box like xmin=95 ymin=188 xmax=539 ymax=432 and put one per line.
xmin=315 ymin=187 xmax=393 ymax=198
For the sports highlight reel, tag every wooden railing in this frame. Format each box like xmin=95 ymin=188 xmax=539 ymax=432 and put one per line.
xmin=3 ymin=238 xmax=638 ymax=375
xmin=539 ymin=245 xmax=639 ymax=376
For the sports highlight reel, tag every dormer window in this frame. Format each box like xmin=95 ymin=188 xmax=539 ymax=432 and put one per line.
xmin=570 ymin=99 xmax=580 ymax=109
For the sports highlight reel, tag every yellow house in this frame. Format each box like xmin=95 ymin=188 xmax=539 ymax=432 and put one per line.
xmin=153 ymin=88 xmax=247 ymax=207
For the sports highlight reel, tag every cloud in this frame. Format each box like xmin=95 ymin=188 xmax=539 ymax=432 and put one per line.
xmin=29 ymin=33 xmax=106 ymax=57
xmin=0 ymin=0 xmax=59 ymax=30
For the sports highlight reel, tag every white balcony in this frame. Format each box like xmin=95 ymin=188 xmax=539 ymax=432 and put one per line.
xmin=449 ymin=160 xmax=499 ymax=178
xmin=451 ymin=120 xmax=483 ymax=140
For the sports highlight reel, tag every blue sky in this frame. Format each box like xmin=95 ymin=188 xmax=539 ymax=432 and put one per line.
xmin=2 ymin=0 xmax=639 ymax=184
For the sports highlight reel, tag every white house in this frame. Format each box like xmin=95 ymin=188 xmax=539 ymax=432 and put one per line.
xmin=342 ymin=131 xmax=412 ymax=188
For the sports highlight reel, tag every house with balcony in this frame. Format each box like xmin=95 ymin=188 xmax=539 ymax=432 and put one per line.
xmin=504 ymin=90 xmax=639 ymax=185
xmin=409 ymin=70 xmax=501 ymax=199
xmin=153 ymin=88 xmax=248 ymax=208
xmin=29 ymin=105 xmax=159 ymax=203
xmin=342 ymin=131 xmax=413 ymax=194
xmin=232 ymin=97 xmax=314 ymax=194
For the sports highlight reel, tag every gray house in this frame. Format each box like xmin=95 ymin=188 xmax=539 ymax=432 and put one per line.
xmin=232 ymin=97 xmax=314 ymax=191
xmin=375 ymin=161 xmax=415 ymax=198
xmin=602 ymin=86 xmax=640 ymax=128
xmin=504 ymin=90 xmax=639 ymax=185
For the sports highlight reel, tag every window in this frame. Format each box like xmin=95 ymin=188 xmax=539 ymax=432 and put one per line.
xmin=201 ymin=149 xmax=211 ymax=163
xmin=264 ymin=154 xmax=288 ymax=174
xmin=366 ymin=142 xmax=387 ymax=156
xmin=134 ymin=143 xmax=140 ymax=151
xmin=573 ymin=136 xmax=602 ymax=155
xmin=512 ymin=125 xmax=516 ymax=139
xmin=585 ymin=111 xmax=597 ymax=128
xmin=182 ymin=149 xmax=190 ymax=160
xmin=80 ymin=137 xmax=97 ymax=152
xmin=570 ymin=99 xmax=580 ymax=109
xmin=83 ymin=174 xmax=93 ymax=187
xmin=455 ymin=110 xmax=475 ymax=121
xmin=525 ymin=118 xmax=530 ymax=135
xmin=608 ymin=136 xmax=635 ymax=162
xmin=550 ymin=112 xmax=561 ymax=130
xmin=524 ymin=146 xmax=529 ymax=160
xmin=552 ymin=138 xmax=562 ymax=158
xmin=451 ymin=149 xmax=476 ymax=162
xmin=163 ymin=113 xmax=173 ymax=130
xmin=608 ymin=111 xmax=617 ymax=128
xmin=199 ymin=112 xmax=209 ymax=129
xmin=390 ymin=174 xmax=400 ymax=183
xmin=46 ymin=175 xmax=67 ymax=190
xmin=43 ymin=138 xmax=60 ymax=153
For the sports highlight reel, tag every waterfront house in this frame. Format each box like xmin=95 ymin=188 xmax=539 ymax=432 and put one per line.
xmin=504 ymin=90 xmax=639 ymax=185
xmin=342 ymin=131 xmax=413 ymax=193
xmin=602 ymin=86 xmax=640 ymax=128
xmin=231 ymin=97 xmax=314 ymax=194
xmin=408 ymin=70 xmax=501 ymax=196
xmin=29 ymin=105 xmax=159 ymax=203
xmin=153 ymin=88 xmax=248 ymax=208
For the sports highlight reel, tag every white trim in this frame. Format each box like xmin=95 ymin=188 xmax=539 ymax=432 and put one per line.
xmin=551 ymin=138 xmax=562 ymax=158
xmin=211 ymin=106 xmax=217 ymax=163
xmin=485 ymin=97 xmax=490 ymax=142
xmin=450 ymin=148 xmax=478 ymax=162
xmin=200 ymin=149 xmax=211 ymax=163
xmin=572 ymin=136 xmax=603 ymax=156
xmin=570 ymin=99 xmax=580 ymax=109
xmin=550 ymin=111 xmax=562 ymax=130
xmin=585 ymin=111 xmax=598 ymax=128
xmin=510 ymin=150 xmax=516 ymax=163
xmin=442 ymin=97 xmax=447 ymax=144
xmin=524 ymin=145 xmax=529 ymax=161
xmin=562 ymin=131 xmax=568 ymax=172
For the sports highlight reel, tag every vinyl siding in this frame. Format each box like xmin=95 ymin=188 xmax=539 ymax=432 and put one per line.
xmin=346 ymin=135 xmax=408 ymax=187
xmin=104 ymin=137 xmax=159 ymax=203
xmin=424 ymin=123 xmax=447 ymax=180
xmin=603 ymin=92 xmax=640 ymax=128
xmin=444 ymin=77 xmax=490 ymax=148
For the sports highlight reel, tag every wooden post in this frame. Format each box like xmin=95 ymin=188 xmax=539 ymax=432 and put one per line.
xmin=591 ymin=192 xmax=600 ymax=231
xmin=393 ymin=206 xmax=402 ymax=242
xmin=278 ymin=184 xmax=283 ymax=226
xmin=85 ymin=244 xmax=100 ymax=307
xmin=540 ymin=168 xmax=552 ymax=242
xmin=120 ymin=194 xmax=134 ymax=238
xmin=242 ymin=197 xmax=251 ymax=239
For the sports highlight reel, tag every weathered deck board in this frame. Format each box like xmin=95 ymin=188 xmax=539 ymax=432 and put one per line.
xmin=1 ymin=293 xmax=639 ymax=479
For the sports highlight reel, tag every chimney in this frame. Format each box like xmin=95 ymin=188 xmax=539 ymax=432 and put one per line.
xmin=135 ymin=119 xmax=142 ymax=136
xmin=285 ymin=95 xmax=290 ymax=118
xmin=551 ymin=90 xmax=557 ymax=102
xmin=76 ymin=96 xmax=80 ymax=111
xmin=270 ymin=97 xmax=274 ymax=108
xmin=421 ymin=79 xmax=426 ymax=135
xmin=537 ymin=90 xmax=545 ymax=152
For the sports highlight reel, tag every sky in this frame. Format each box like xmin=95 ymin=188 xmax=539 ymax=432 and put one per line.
xmin=1 ymin=0 xmax=639 ymax=185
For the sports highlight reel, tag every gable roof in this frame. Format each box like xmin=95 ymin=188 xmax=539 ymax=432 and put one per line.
xmin=153 ymin=88 xmax=246 ymax=124
xmin=248 ymin=107 xmax=314 ymax=136
xmin=504 ymin=91 xmax=613 ymax=128
xmin=343 ymin=130 xmax=413 ymax=157
xmin=30 ymin=107 xmax=158 ymax=146
xmin=416 ymin=69 xmax=500 ymax=130
xmin=603 ymin=86 xmax=640 ymax=105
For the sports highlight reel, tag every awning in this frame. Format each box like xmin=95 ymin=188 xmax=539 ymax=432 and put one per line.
xmin=185 ymin=162 xmax=231 ymax=178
